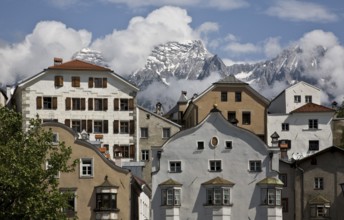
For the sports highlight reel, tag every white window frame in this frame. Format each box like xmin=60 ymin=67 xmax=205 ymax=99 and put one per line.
xmin=281 ymin=123 xmax=289 ymax=131
xmin=60 ymin=188 xmax=77 ymax=218
xmin=206 ymin=187 xmax=231 ymax=206
xmin=169 ymin=161 xmax=182 ymax=173
xmin=141 ymin=150 xmax=149 ymax=161
xmin=249 ymin=160 xmax=262 ymax=172
xmin=314 ymin=177 xmax=324 ymax=190
xmin=294 ymin=95 xmax=301 ymax=103
xmin=209 ymin=160 xmax=222 ymax=172
xmin=80 ymin=158 xmax=94 ymax=178
xmin=162 ymin=127 xmax=171 ymax=139
xmin=308 ymin=119 xmax=318 ymax=130
xmin=161 ymin=187 xmax=181 ymax=206
xmin=305 ymin=95 xmax=312 ymax=103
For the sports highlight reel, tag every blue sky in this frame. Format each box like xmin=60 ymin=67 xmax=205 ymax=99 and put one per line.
xmin=0 ymin=0 xmax=344 ymax=85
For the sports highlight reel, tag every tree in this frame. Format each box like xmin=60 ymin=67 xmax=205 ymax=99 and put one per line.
xmin=0 ymin=107 xmax=77 ymax=219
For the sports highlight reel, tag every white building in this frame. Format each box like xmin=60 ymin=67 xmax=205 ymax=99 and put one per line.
xmin=151 ymin=106 xmax=282 ymax=220
xmin=11 ymin=58 xmax=140 ymax=164
xmin=267 ymin=81 xmax=334 ymax=160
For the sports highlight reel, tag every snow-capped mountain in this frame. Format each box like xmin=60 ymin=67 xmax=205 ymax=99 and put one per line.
xmin=72 ymin=48 xmax=109 ymax=68
xmin=128 ymin=40 xmax=228 ymax=90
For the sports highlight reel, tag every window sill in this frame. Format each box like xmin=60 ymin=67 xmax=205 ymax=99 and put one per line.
xmin=94 ymin=208 xmax=120 ymax=213
xmin=248 ymin=170 xmax=262 ymax=173
xmin=160 ymin=205 xmax=181 ymax=208
xmin=302 ymin=128 xmax=321 ymax=131
xmin=169 ymin=171 xmax=182 ymax=173
xmin=203 ymin=203 xmax=233 ymax=207
xmin=208 ymin=170 xmax=222 ymax=172
xmin=79 ymin=175 xmax=94 ymax=179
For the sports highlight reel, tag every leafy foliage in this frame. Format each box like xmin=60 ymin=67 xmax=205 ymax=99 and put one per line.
xmin=0 ymin=107 xmax=77 ymax=219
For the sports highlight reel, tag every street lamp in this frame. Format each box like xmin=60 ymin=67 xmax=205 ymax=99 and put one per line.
xmin=340 ymin=183 xmax=344 ymax=197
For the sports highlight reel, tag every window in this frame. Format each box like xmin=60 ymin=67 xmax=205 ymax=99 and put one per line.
xmin=114 ymin=145 xmax=131 ymax=158
xmin=197 ymin=141 xmax=204 ymax=150
xmin=227 ymin=111 xmax=236 ymax=122
xmin=94 ymin=98 xmax=108 ymax=111
xmin=72 ymin=120 xmax=82 ymax=132
xmin=80 ymin=158 xmax=93 ymax=177
xmin=206 ymin=187 xmax=230 ymax=205
xmin=314 ymin=177 xmax=324 ymax=190
xmin=161 ymin=188 xmax=181 ymax=206
xmin=282 ymin=198 xmax=288 ymax=212
xmin=279 ymin=174 xmax=287 ymax=187
xmin=71 ymin=76 xmax=80 ymax=87
xmin=52 ymin=133 xmax=59 ymax=145
xmin=308 ymin=119 xmax=318 ymax=129
xmin=36 ymin=97 xmax=57 ymax=110
xmin=209 ymin=160 xmax=222 ymax=172
xmin=96 ymin=193 xmax=117 ymax=211
xmin=89 ymin=77 xmax=107 ymax=88
xmin=120 ymin=121 xmax=129 ymax=134
xmin=294 ymin=95 xmax=301 ymax=103
xmin=163 ymin=128 xmax=171 ymax=139
xmin=170 ymin=161 xmax=181 ymax=173
xmin=140 ymin=127 xmax=148 ymax=138
xmin=261 ymin=188 xmax=282 ymax=206
xmin=225 ymin=141 xmax=232 ymax=149
xmin=60 ymin=189 xmax=76 ymax=218
xmin=235 ymin=91 xmax=242 ymax=102
xmin=221 ymin=92 xmax=227 ymax=102
xmin=94 ymin=120 xmax=108 ymax=133
xmin=120 ymin=99 xmax=129 ymax=110
xmin=249 ymin=160 xmax=261 ymax=172
xmin=310 ymin=204 xmax=330 ymax=217
xmin=54 ymin=76 xmax=63 ymax=87
xmin=242 ymin=112 xmax=251 ymax=125
xmin=66 ymin=97 xmax=85 ymax=110
xmin=309 ymin=140 xmax=319 ymax=151
xmin=282 ymin=123 xmax=289 ymax=131
xmin=72 ymin=98 xmax=81 ymax=110
xmin=141 ymin=150 xmax=149 ymax=161
xmin=305 ymin=95 xmax=312 ymax=103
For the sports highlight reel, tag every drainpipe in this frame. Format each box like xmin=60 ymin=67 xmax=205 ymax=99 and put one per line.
xmin=296 ymin=164 xmax=304 ymax=220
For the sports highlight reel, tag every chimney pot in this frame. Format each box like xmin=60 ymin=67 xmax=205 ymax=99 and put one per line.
xmin=54 ymin=57 xmax=63 ymax=66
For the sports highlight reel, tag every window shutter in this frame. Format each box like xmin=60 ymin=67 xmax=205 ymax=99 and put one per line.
xmin=88 ymin=98 xmax=93 ymax=110
xmin=129 ymin=120 xmax=135 ymax=135
xmin=65 ymin=97 xmax=71 ymax=110
xmin=129 ymin=99 xmax=134 ymax=111
xmin=114 ymin=98 xmax=119 ymax=111
xmin=113 ymin=120 xmax=119 ymax=134
xmin=130 ymin=145 xmax=135 ymax=159
xmin=103 ymin=99 xmax=108 ymax=111
xmin=72 ymin=77 xmax=80 ymax=87
xmin=52 ymin=97 xmax=58 ymax=109
xmin=81 ymin=98 xmax=86 ymax=110
xmin=54 ymin=76 xmax=63 ymax=87
xmin=82 ymin=120 xmax=87 ymax=131
xmin=104 ymin=120 xmax=108 ymax=133
xmin=88 ymin=77 xmax=93 ymax=88
xmin=87 ymin=120 xmax=93 ymax=133
xmin=65 ymin=119 xmax=70 ymax=127
xmin=36 ymin=96 xmax=42 ymax=109
xmin=103 ymin=78 xmax=107 ymax=88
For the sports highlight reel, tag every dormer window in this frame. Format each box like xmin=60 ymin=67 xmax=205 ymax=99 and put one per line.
xmin=202 ymin=177 xmax=235 ymax=206
xmin=159 ymin=179 xmax=182 ymax=207
xmin=305 ymin=95 xmax=312 ymax=103
xmin=94 ymin=176 xmax=119 ymax=218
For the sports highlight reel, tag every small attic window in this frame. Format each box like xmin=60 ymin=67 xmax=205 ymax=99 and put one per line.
xmin=197 ymin=141 xmax=204 ymax=150
xmin=225 ymin=141 xmax=232 ymax=149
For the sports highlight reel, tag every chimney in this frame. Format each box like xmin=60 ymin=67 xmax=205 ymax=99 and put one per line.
xmin=54 ymin=57 xmax=63 ymax=66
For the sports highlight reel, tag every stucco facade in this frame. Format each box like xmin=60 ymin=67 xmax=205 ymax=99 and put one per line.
xmin=267 ymin=81 xmax=334 ymax=159
xmin=137 ymin=105 xmax=181 ymax=187
xmin=11 ymin=58 xmax=139 ymax=164
xmin=42 ymin=122 xmax=132 ymax=220
xmin=152 ymin=107 xmax=282 ymax=220
xmin=182 ymin=75 xmax=269 ymax=142
xmin=292 ymin=147 xmax=344 ymax=220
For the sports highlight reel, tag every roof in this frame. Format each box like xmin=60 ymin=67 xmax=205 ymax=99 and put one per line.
xmin=201 ymin=176 xmax=235 ymax=186
xmin=158 ymin=178 xmax=182 ymax=186
xmin=48 ymin=59 xmax=111 ymax=71
xmin=309 ymin=194 xmax=330 ymax=204
xmin=290 ymin=102 xmax=335 ymax=114
xmin=296 ymin=145 xmax=344 ymax=162
xmin=137 ymin=105 xmax=182 ymax=128
xmin=213 ymin=74 xmax=248 ymax=85
xmin=257 ymin=177 xmax=284 ymax=186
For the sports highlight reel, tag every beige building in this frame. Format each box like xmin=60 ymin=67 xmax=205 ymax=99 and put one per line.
xmin=137 ymin=105 xmax=181 ymax=187
xmin=169 ymin=75 xmax=269 ymax=141
xmin=42 ymin=122 xmax=132 ymax=220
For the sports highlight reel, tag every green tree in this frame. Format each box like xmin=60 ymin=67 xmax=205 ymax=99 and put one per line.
xmin=0 ymin=107 xmax=77 ymax=219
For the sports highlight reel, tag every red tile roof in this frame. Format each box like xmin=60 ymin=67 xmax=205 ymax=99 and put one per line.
xmin=48 ymin=59 xmax=111 ymax=71
xmin=291 ymin=103 xmax=335 ymax=113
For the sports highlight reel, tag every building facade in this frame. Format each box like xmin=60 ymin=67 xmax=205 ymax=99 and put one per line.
xmin=176 ymin=75 xmax=269 ymax=142
xmin=268 ymin=81 xmax=334 ymax=159
xmin=152 ymin=106 xmax=282 ymax=220
xmin=11 ymin=58 xmax=139 ymax=165
xmin=42 ymin=122 xmax=132 ymax=220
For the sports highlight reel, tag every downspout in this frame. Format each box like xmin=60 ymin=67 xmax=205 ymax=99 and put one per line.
xmin=296 ymin=163 xmax=304 ymax=220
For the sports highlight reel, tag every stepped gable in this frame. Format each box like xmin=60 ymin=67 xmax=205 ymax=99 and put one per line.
xmin=48 ymin=59 xmax=111 ymax=71
xmin=290 ymin=102 xmax=335 ymax=113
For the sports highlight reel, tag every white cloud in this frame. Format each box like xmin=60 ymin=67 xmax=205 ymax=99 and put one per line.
xmin=0 ymin=21 xmax=91 ymax=85
xmin=266 ymin=1 xmax=338 ymax=22
xmin=207 ymin=0 xmax=249 ymax=10
xmin=91 ymin=6 xmax=198 ymax=75
xmin=225 ymin=42 xmax=260 ymax=54
xmin=263 ymin=37 xmax=282 ymax=58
